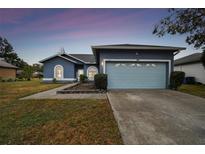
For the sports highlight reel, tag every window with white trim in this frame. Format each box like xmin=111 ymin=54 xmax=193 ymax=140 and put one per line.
xmin=87 ymin=66 xmax=98 ymax=80
xmin=54 ymin=65 xmax=63 ymax=80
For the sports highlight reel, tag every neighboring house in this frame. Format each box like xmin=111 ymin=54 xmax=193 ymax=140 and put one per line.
xmin=32 ymin=71 xmax=43 ymax=78
xmin=16 ymin=70 xmax=23 ymax=78
xmin=40 ymin=44 xmax=185 ymax=89
xmin=0 ymin=58 xmax=18 ymax=79
xmin=174 ymin=53 xmax=205 ymax=84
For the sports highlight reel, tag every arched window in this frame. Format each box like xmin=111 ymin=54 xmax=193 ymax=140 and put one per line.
xmin=87 ymin=66 xmax=98 ymax=81
xmin=54 ymin=65 xmax=64 ymax=80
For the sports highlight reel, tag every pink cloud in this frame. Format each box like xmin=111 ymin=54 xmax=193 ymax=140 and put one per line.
xmin=6 ymin=9 xmax=100 ymax=34
xmin=0 ymin=9 xmax=33 ymax=24
xmin=42 ymin=25 xmax=136 ymax=42
xmin=41 ymin=10 xmax=148 ymax=41
xmin=2 ymin=9 xmax=158 ymax=44
xmin=7 ymin=9 xmax=146 ymax=35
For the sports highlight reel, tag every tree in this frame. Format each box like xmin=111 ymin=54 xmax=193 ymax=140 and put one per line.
xmin=0 ymin=36 xmax=28 ymax=68
xmin=153 ymin=9 xmax=205 ymax=68
xmin=32 ymin=63 xmax=43 ymax=72
xmin=32 ymin=63 xmax=43 ymax=78
xmin=22 ymin=65 xmax=33 ymax=81
xmin=202 ymin=51 xmax=205 ymax=68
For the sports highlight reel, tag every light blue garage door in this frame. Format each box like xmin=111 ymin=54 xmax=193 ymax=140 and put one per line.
xmin=106 ymin=62 xmax=167 ymax=89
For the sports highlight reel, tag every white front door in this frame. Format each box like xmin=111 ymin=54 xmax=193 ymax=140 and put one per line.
xmin=87 ymin=66 xmax=98 ymax=81
xmin=77 ymin=69 xmax=84 ymax=81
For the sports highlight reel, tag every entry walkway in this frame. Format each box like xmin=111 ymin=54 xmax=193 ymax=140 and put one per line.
xmin=20 ymin=83 xmax=106 ymax=100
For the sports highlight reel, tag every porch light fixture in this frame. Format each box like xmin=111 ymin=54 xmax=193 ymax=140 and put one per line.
xmin=136 ymin=52 xmax=139 ymax=61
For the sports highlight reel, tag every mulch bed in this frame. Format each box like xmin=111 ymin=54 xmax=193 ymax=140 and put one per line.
xmin=64 ymin=83 xmax=96 ymax=90
xmin=57 ymin=83 xmax=106 ymax=94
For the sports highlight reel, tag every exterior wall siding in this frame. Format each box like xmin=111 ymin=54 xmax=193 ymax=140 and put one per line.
xmin=174 ymin=62 xmax=205 ymax=84
xmin=43 ymin=57 xmax=75 ymax=79
xmin=99 ymin=50 xmax=174 ymax=73
xmin=41 ymin=49 xmax=174 ymax=87
xmin=0 ymin=67 xmax=16 ymax=79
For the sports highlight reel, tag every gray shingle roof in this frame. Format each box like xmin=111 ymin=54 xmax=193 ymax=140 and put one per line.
xmin=69 ymin=54 xmax=96 ymax=63
xmin=39 ymin=53 xmax=96 ymax=64
xmin=174 ymin=53 xmax=202 ymax=66
xmin=0 ymin=59 xmax=18 ymax=69
xmin=92 ymin=44 xmax=186 ymax=51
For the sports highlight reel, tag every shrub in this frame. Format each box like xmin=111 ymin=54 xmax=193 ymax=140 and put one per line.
xmin=16 ymin=78 xmax=24 ymax=81
xmin=22 ymin=65 xmax=33 ymax=81
xmin=0 ymin=77 xmax=7 ymax=82
xmin=7 ymin=78 xmax=14 ymax=82
xmin=170 ymin=71 xmax=185 ymax=90
xmin=185 ymin=77 xmax=196 ymax=84
xmin=53 ymin=78 xmax=57 ymax=83
xmin=79 ymin=74 xmax=87 ymax=83
xmin=196 ymin=82 xmax=202 ymax=85
xmin=94 ymin=74 xmax=107 ymax=90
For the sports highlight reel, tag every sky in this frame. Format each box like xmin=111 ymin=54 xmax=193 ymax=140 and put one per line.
xmin=0 ymin=8 xmax=202 ymax=64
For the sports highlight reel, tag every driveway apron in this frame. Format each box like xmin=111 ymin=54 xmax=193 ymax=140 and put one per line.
xmin=107 ymin=90 xmax=205 ymax=144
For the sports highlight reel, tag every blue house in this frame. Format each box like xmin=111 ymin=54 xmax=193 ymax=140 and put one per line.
xmin=40 ymin=44 xmax=185 ymax=89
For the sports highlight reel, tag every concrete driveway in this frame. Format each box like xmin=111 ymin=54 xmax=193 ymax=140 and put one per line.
xmin=107 ymin=90 xmax=205 ymax=144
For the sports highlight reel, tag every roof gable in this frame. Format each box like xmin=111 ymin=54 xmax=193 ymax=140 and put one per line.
xmin=39 ymin=53 xmax=96 ymax=64
xmin=0 ymin=59 xmax=18 ymax=69
xmin=69 ymin=54 xmax=96 ymax=63
xmin=39 ymin=53 xmax=78 ymax=64
xmin=92 ymin=44 xmax=186 ymax=56
xmin=174 ymin=53 xmax=202 ymax=66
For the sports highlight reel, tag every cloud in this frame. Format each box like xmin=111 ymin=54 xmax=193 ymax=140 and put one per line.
xmin=1 ymin=8 xmax=165 ymax=46
xmin=0 ymin=9 xmax=34 ymax=24
xmin=4 ymin=9 xmax=147 ymax=36
xmin=42 ymin=27 xmax=135 ymax=41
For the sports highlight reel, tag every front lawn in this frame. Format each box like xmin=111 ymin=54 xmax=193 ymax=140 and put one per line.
xmin=0 ymin=80 xmax=122 ymax=144
xmin=0 ymin=79 xmax=63 ymax=105
xmin=178 ymin=84 xmax=205 ymax=98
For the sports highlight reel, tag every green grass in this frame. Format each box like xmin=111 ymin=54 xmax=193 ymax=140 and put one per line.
xmin=178 ymin=84 xmax=205 ymax=98
xmin=0 ymin=80 xmax=122 ymax=144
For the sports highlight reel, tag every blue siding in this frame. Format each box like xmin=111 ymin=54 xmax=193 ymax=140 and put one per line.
xmin=99 ymin=50 xmax=173 ymax=73
xmin=43 ymin=57 xmax=75 ymax=79
xmin=41 ymin=49 xmax=174 ymax=87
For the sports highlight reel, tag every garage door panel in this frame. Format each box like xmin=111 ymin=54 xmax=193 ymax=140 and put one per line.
xmin=106 ymin=62 xmax=166 ymax=89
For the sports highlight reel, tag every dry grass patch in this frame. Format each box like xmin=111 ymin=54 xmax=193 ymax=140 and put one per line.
xmin=0 ymin=99 xmax=122 ymax=144
xmin=0 ymin=79 xmax=62 ymax=105
xmin=0 ymin=79 xmax=122 ymax=144
xmin=178 ymin=84 xmax=205 ymax=98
